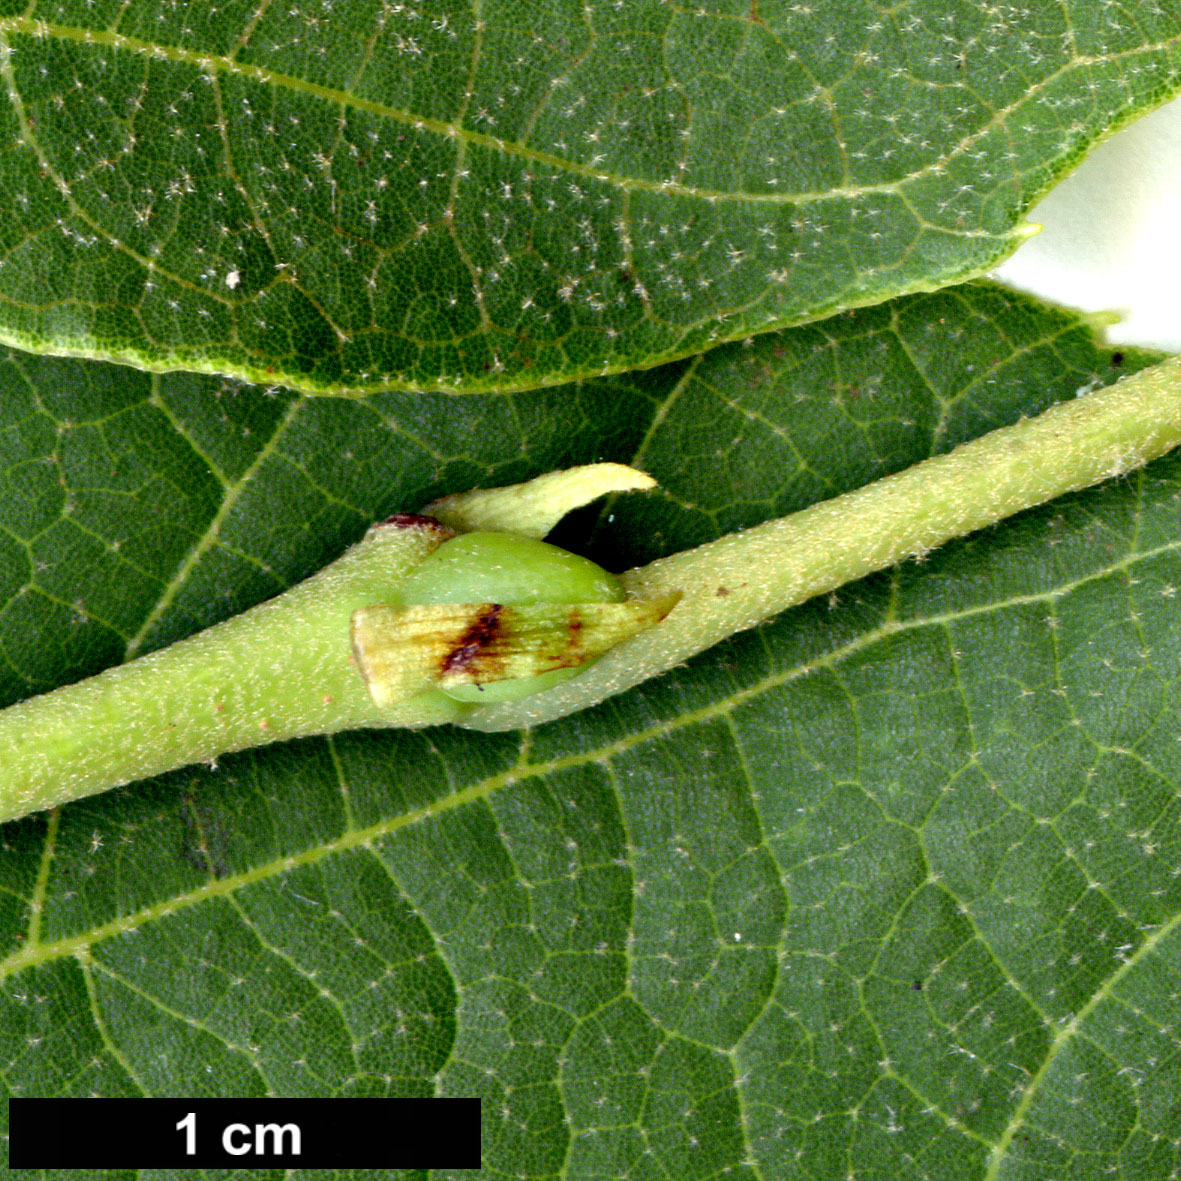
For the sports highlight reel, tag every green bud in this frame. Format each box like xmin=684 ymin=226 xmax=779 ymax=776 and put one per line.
xmin=393 ymin=532 xmax=626 ymax=703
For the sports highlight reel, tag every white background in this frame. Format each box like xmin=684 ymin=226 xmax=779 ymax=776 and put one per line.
xmin=992 ymin=93 xmax=1181 ymax=352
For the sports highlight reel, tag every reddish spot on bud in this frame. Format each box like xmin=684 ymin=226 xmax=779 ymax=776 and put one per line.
xmin=372 ymin=512 xmax=454 ymax=535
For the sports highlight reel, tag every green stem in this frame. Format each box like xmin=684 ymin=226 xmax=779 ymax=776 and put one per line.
xmin=0 ymin=516 xmax=463 ymax=823
xmin=464 ymin=354 xmax=1181 ymax=731
xmin=4 ymin=356 xmax=1181 ymax=819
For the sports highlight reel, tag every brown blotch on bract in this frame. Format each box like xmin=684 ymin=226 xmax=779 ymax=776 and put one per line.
xmin=442 ymin=604 xmax=505 ymax=679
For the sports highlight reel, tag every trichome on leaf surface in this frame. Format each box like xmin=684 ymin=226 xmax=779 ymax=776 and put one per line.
xmin=1 ymin=4 xmax=1181 ymax=1180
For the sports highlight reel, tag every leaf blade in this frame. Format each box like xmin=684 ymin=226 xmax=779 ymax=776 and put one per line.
xmin=0 ymin=6 xmax=1179 ymax=392
xmin=2 ymin=281 xmax=1180 ymax=1179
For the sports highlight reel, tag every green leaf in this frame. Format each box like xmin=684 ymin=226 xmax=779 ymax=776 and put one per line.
xmin=0 ymin=4 xmax=1178 ymax=393
xmin=3 ymin=282 xmax=1179 ymax=1178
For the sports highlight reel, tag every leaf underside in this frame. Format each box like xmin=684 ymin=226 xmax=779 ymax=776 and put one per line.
xmin=2 ymin=278 xmax=1180 ymax=1180
xmin=5 ymin=1 xmax=1181 ymax=1176
xmin=0 ymin=2 xmax=1177 ymax=392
